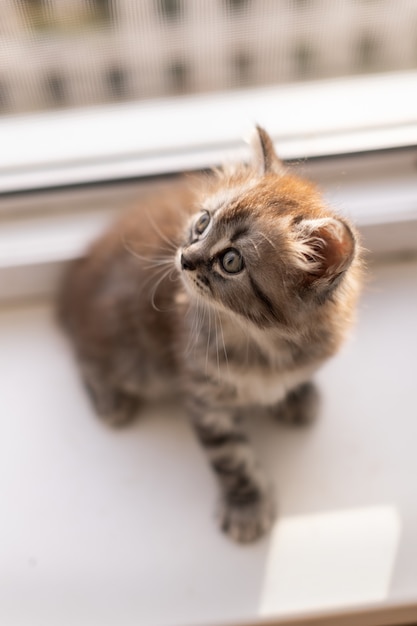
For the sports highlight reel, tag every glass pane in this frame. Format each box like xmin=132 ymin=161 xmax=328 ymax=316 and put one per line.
xmin=1 ymin=0 xmax=416 ymax=115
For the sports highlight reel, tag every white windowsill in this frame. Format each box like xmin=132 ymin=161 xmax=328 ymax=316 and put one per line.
xmin=2 ymin=255 xmax=417 ymax=625
xmin=1 ymin=70 xmax=417 ymax=194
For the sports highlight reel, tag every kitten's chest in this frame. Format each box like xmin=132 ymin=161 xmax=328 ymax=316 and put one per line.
xmin=227 ymin=364 xmax=314 ymax=407
xmin=188 ymin=312 xmax=316 ymax=407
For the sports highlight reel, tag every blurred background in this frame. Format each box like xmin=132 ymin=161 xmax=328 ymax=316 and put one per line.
xmin=1 ymin=0 xmax=417 ymax=116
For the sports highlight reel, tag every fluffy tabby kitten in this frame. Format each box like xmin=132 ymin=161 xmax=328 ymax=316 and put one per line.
xmin=60 ymin=127 xmax=362 ymax=543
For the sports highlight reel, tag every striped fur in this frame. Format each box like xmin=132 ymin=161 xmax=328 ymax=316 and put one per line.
xmin=59 ymin=128 xmax=362 ymax=543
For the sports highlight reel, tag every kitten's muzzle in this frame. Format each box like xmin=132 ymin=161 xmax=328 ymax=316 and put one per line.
xmin=180 ymin=252 xmax=196 ymax=272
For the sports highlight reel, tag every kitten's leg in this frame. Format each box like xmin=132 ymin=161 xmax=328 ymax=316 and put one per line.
xmin=271 ymin=381 xmax=319 ymax=426
xmin=190 ymin=403 xmax=275 ymax=543
xmin=81 ymin=363 xmax=139 ymax=427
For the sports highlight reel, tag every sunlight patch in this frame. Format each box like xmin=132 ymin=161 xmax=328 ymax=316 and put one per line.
xmin=259 ymin=506 xmax=401 ymax=617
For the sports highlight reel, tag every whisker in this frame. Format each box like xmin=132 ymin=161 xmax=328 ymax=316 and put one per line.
xmin=168 ymin=268 xmax=179 ymax=282
xmin=216 ymin=309 xmax=230 ymax=378
xmin=248 ymin=239 xmax=261 ymax=260
xmin=123 ymin=240 xmax=175 ymax=268
xmin=131 ymin=262 xmax=171 ymax=301
xmin=206 ymin=305 xmax=212 ymax=374
xmin=214 ymin=311 xmax=220 ymax=379
xmin=259 ymin=232 xmax=277 ymax=250
xmin=131 ymin=241 xmax=179 ymax=255
xmin=191 ymin=300 xmax=208 ymax=356
xmin=142 ymin=262 xmax=175 ymax=273
xmin=145 ymin=211 xmax=178 ymax=252
xmin=246 ymin=328 xmax=250 ymax=367
xmin=150 ymin=266 xmax=175 ymax=312
xmin=185 ymin=300 xmax=201 ymax=356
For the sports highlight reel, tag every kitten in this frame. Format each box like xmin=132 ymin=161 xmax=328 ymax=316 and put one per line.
xmin=59 ymin=127 xmax=362 ymax=543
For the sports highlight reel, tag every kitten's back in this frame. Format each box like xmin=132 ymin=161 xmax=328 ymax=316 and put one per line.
xmin=58 ymin=178 xmax=196 ymax=400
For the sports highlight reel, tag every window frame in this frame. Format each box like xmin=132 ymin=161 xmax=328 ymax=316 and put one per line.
xmin=1 ymin=70 xmax=417 ymax=303
xmin=1 ymin=70 xmax=417 ymax=194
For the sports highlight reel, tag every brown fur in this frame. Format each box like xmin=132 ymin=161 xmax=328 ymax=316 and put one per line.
xmin=59 ymin=128 xmax=362 ymax=542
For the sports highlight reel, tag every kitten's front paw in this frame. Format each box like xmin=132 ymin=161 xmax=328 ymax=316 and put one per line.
xmin=218 ymin=492 xmax=276 ymax=544
xmin=99 ymin=392 xmax=140 ymax=428
xmin=272 ymin=381 xmax=319 ymax=426
xmin=85 ymin=383 xmax=139 ymax=428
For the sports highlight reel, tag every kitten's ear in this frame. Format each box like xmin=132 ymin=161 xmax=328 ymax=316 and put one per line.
xmin=251 ymin=126 xmax=284 ymax=176
xmin=293 ymin=217 xmax=356 ymax=295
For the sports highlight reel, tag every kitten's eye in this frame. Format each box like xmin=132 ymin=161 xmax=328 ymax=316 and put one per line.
xmin=220 ymin=249 xmax=244 ymax=274
xmin=195 ymin=212 xmax=210 ymax=235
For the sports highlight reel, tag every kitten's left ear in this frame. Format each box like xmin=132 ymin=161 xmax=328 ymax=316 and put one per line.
xmin=294 ymin=217 xmax=356 ymax=296
xmin=251 ymin=126 xmax=284 ymax=176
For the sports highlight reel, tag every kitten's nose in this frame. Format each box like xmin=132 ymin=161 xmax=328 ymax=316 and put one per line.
xmin=180 ymin=252 xmax=196 ymax=271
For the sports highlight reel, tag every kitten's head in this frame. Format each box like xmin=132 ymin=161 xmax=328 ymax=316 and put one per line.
xmin=177 ymin=127 xmax=360 ymax=330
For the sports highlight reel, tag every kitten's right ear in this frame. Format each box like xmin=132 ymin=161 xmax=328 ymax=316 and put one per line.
xmin=293 ymin=216 xmax=356 ymax=298
xmin=251 ymin=126 xmax=284 ymax=176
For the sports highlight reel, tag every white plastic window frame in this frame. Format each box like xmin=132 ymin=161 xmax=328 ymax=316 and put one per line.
xmin=1 ymin=70 xmax=417 ymax=302
xmin=1 ymin=70 xmax=417 ymax=194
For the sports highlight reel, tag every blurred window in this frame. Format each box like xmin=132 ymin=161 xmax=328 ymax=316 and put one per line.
xmin=1 ymin=0 xmax=416 ymax=116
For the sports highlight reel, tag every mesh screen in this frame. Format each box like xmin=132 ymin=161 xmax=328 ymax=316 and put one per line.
xmin=1 ymin=0 xmax=416 ymax=116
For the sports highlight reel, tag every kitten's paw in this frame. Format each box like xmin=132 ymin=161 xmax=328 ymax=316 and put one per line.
xmin=100 ymin=393 xmax=140 ymax=428
xmin=272 ymin=381 xmax=319 ymax=426
xmin=218 ymin=492 xmax=276 ymax=544
xmin=85 ymin=384 xmax=140 ymax=428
